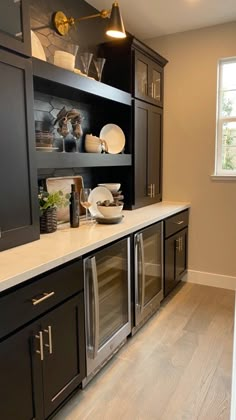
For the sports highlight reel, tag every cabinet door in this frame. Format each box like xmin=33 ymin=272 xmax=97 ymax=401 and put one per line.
xmin=0 ymin=0 xmax=31 ymax=56
xmin=0 ymin=49 xmax=39 ymax=251
xmin=147 ymin=105 xmax=162 ymax=202
xmin=134 ymin=50 xmax=163 ymax=107
xmin=134 ymin=100 xmax=162 ymax=207
xmin=164 ymin=228 xmax=188 ymax=296
xmin=42 ymin=294 xmax=85 ymax=418
xmin=0 ymin=321 xmax=44 ymax=420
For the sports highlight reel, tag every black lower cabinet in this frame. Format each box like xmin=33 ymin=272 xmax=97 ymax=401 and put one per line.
xmin=0 ymin=293 xmax=85 ymax=420
xmin=0 ymin=321 xmax=43 ymax=420
xmin=164 ymin=210 xmax=189 ymax=297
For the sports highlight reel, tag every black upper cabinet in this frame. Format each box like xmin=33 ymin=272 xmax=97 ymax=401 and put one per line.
xmin=0 ymin=49 xmax=39 ymax=251
xmin=100 ymin=36 xmax=167 ymax=107
xmin=100 ymin=36 xmax=167 ymax=208
xmin=134 ymin=100 xmax=162 ymax=207
xmin=134 ymin=50 xmax=164 ymax=107
xmin=0 ymin=0 xmax=31 ymax=56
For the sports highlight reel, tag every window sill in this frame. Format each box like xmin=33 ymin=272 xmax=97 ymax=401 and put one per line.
xmin=211 ymin=175 xmax=236 ymax=181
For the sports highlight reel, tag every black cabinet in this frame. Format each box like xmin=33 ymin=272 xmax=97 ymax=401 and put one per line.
xmin=0 ymin=259 xmax=86 ymax=420
xmin=101 ymin=36 xmax=167 ymax=208
xmin=134 ymin=100 xmax=162 ymax=207
xmin=134 ymin=49 xmax=163 ymax=107
xmin=0 ymin=0 xmax=31 ymax=56
xmin=0 ymin=49 xmax=39 ymax=251
xmin=164 ymin=211 xmax=189 ymax=297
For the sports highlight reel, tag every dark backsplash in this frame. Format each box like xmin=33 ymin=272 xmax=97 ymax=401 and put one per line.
xmin=30 ymin=0 xmax=109 ymax=77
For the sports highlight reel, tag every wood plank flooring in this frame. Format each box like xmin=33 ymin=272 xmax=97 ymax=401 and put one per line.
xmin=54 ymin=283 xmax=235 ymax=420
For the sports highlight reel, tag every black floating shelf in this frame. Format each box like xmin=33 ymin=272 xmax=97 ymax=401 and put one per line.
xmin=36 ymin=152 xmax=132 ymax=169
xmin=32 ymin=58 xmax=131 ymax=107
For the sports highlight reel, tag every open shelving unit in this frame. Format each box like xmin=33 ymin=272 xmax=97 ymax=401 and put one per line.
xmin=32 ymin=58 xmax=132 ymax=171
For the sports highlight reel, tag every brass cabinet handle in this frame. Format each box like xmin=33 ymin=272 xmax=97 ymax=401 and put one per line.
xmin=173 ymin=220 xmax=184 ymax=225
xmin=152 ymin=183 xmax=155 ymax=197
xmin=35 ymin=331 xmax=44 ymax=361
xmin=44 ymin=326 xmax=53 ymax=354
xmin=32 ymin=291 xmax=55 ymax=306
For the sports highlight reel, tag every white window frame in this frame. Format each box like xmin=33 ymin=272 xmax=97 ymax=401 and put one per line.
xmin=214 ymin=57 xmax=236 ymax=178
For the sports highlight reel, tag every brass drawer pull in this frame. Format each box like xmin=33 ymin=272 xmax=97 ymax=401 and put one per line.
xmin=32 ymin=291 xmax=55 ymax=306
xmin=173 ymin=220 xmax=184 ymax=225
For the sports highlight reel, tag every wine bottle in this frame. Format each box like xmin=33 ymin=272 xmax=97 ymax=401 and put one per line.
xmin=70 ymin=184 xmax=80 ymax=228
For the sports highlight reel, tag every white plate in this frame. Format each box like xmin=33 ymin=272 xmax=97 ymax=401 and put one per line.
xmin=88 ymin=187 xmax=113 ymax=217
xmin=31 ymin=31 xmax=46 ymax=61
xmin=100 ymin=124 xmax=125 ymax=154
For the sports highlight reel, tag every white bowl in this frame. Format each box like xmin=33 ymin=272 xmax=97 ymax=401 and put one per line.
xmin=97 ymin=203 xmax=123 ymax=218
xmin=85 ymin=134 xmax=102 ymax=153
xmin=98 ymin=183 xmax=121 ymax=192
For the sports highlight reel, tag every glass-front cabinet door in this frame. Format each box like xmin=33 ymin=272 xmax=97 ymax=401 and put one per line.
xmin=134 ymin=50 xmax=163 ymax=106
xmin=0 ymin=0 xmax=31 ymax=56
xmin=134 ymin=222 xmax=163 ymax=329
xmin=84 ymin=237 xmax=131 ymax=379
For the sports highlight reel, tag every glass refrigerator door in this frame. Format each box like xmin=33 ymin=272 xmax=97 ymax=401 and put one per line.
xmin=84 ymin=237 xmax=131 ymax=376
xmin=135 ymin=222 xmax=163 ymax=325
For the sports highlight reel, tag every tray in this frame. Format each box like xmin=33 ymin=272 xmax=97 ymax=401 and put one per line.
xmin=46 ymin=176 xmax=85 ymax=222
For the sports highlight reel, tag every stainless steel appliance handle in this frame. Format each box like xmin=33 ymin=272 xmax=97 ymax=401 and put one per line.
xmin=139 ymin=233 xmax=146 ymax=313
xmin=91 ymin=256 xmax=99 ymax=358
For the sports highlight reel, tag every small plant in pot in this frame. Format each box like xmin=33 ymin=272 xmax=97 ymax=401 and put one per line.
xmin=38 ymin=190 xmax=69 ymax=233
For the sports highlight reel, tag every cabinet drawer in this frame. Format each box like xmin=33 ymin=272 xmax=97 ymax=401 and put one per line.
xmin=165 ymin=210 xmax=189 ymax=238
xmin=0 ymin=259 xmax=83 ymax=340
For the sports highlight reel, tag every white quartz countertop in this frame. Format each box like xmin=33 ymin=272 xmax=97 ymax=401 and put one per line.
xmin=0 ymin=201 xmax=190 ymax=292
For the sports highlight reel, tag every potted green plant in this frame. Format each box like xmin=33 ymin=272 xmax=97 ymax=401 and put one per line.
xmin=38 ymin=190 xmax=69 ymax=233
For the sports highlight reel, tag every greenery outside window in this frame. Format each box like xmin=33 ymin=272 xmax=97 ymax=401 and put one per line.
xmin=215 ymin=58 xmax=236 ymax=177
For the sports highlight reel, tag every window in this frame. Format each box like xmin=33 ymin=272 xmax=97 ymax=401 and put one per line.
xmin=215 ymin=58 xmax=236 ymax=176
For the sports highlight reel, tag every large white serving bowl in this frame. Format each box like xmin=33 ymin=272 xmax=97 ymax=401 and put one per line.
xmin=97 ymin=203 xmax=123 ymax=218
xmin=98 ymin=183 xmax=121 ymax=192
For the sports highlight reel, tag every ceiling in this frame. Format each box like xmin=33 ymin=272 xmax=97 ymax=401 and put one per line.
xmin=86 ymin=0 xmax=236 ymax=40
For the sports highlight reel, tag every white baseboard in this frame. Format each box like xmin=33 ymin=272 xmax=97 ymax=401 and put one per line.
xmin=184 ymin=270 xmax=236 ymax=290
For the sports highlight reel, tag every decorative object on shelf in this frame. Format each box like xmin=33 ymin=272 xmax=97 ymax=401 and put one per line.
xmin=31 ymin=30 xmax=46 ymax=61
xmin=100 ymin=123 xmax=125 ymax=154
xmin=38 ymin=189 xmax=69 ymax=233
xmin=52 ymin=2 xmax=126 ymax=39
xmin=93 ymin=58 xmax=106 ymax=82
xmin=54 ymin=107 xmax=83 ymax=153
xmin=80 ymin=53 xmax=93 ymax=77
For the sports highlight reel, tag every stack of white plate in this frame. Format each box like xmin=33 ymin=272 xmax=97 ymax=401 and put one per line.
xmin=54 ymin=51 xmax=76 ymax=71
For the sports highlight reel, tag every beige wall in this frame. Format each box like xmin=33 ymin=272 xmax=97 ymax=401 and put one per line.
xmin=146 ymin=22 xmax=236 ymax=278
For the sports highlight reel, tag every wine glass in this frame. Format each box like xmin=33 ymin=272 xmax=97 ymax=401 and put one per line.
xmin=93 ymin=58 xmax=106 ymax=82
xmin=80 ymin=188 xmax=92 ymax=222
xmin=80 ymin=53 xmax=93 ymax=76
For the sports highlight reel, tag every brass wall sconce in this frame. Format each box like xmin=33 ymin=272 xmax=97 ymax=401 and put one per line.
xmin=52 ymin=1 xmax=126 ymax=39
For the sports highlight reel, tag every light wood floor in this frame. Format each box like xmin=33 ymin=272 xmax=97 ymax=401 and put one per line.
xmin=54 ymin=283 xmax=235 ymax=420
